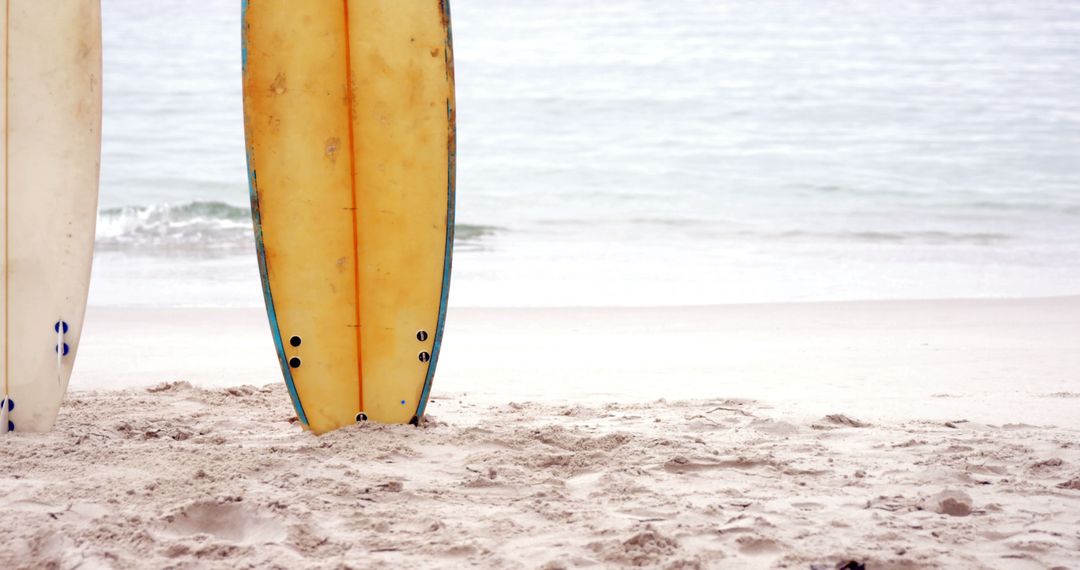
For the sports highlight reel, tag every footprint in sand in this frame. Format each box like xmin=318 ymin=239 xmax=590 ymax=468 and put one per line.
xmin=736 ymin=536 xmax=782 ymax=555
xmin=160 ymin=501 xmax=286 ymax=544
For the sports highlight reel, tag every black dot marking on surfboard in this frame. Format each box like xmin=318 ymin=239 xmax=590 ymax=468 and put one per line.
xmin=54 ymin=321 xmax=69 ymax=334
xmin=55 ymin=343 xmax=70 ymax=356
xmin=356 ymin=412 xmax=368 ymax=422
xmin=289 ymin=336 xmax=302 ymax=347
xmin=289 ymin=357 xmax=302 ymax=369
xmin=416 ymin=330 xmax=429 ymax=342
xmin=4 ymin=399 xmax=12 ymax=412
xmin=7 ymin=421 xmax=13 ymax=432
xmin=418 ymin=352 xmax=431 ymax=363
xmin=409 ymin=416 xmax=420 ymax=427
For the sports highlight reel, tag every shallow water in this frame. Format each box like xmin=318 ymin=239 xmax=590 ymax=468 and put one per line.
xmin=92 ymin=0 xmax=1080 ymax=306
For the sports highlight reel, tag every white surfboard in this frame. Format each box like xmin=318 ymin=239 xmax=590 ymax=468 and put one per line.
xmin=0 ymin=1 xmax=102 ymax=433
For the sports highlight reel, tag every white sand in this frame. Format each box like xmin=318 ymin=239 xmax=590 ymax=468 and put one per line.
xmin=2 ymin=297 xmax=1080 ymax=568
xmin=76 ymin=296 xmax=1080 ymax=426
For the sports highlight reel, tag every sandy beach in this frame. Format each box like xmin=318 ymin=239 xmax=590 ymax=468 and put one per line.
xmin=3 ymin=1 xmax=1077 ymax=567
xmin=2 ymin=297 xmax=1079 ymax=569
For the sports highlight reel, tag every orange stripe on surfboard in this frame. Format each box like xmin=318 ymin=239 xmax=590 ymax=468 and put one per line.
xmin=342 ymin=0 xmax=364 ymax=413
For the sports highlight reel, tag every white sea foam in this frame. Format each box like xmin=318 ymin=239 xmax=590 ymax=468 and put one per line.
xmin=96 ymin=202 xmax=252 ymax=251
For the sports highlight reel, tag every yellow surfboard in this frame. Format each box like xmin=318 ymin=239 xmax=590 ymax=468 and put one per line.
xmin=241 ymin=0 xmax=455 ymax=434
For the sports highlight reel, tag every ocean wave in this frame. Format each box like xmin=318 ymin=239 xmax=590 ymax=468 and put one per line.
xmin=531 ymin=217 xmax=1017 ymax=246
xmin=96 ymin=201 xmax=499 ymax=253
xmin=96 ymin=202 xmax=249 ymax=251
xmin=967 ymin=200 xmax=1080 ymax=216
xmin=770 ymin=230 xmax=1013 ymax=246
xmin=454 ymin=224 xmax=502 ymax=251
xmin=97 ymin=201 xmax=252 ymax=252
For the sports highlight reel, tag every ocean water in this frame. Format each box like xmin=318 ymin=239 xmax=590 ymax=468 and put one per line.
xmin=91 ymin=0 xmax=1080 ymax=307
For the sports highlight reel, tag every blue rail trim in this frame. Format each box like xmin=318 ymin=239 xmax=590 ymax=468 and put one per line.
xmin=242 ymin=0 xmax=309 ymax=426
xmin=415 ymin=0 xmax=456 ymax=421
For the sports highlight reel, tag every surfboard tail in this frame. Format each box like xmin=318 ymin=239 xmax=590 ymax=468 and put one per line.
xmin=242 ymin=0 xmax=455 ymax=434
